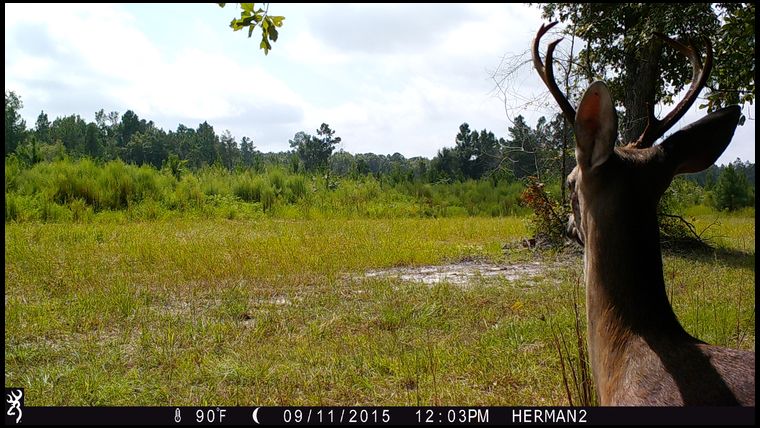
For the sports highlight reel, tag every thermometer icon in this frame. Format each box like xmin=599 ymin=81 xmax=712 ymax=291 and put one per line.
xmin=175 ymin=408 xmax=182 ymax=423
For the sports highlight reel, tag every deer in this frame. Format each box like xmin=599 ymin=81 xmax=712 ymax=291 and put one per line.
xmin=532 ymin=22 xmax=755 ymax=406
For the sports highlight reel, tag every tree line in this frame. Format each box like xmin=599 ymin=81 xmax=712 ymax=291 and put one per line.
xmin=5 ymin=90 xmax=573 ymax=185
xmin=5 ymin=89 xmax=754 ymax=212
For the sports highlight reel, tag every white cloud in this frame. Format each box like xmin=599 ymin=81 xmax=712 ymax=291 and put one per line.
xmin=304 ymin=3 xmax=476 ymax=55
xmin=4 ymin=3 xmax=754 ymax=164
xmin=268 ymin=4 xmax=547 ymax=156
xmin=5 ymin=3 xmax=304 ymax=131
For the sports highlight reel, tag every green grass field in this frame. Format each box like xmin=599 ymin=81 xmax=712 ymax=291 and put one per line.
xmin=4 ymin=215 xmax=755 ymax=406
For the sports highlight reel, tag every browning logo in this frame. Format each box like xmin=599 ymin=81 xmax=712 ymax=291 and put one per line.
xmin=5 ymin=388 xmax=24 ymax=424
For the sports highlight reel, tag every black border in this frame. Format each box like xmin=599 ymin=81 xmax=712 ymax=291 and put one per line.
xmin=10 ymin=406 xmax=756 ymax=426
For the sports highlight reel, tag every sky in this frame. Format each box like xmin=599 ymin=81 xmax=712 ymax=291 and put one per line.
xmin=4 ymin=3 xmax=755 ymax=165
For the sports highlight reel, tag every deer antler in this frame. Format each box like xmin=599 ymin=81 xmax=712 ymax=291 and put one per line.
xmin=532 ymin=22 xmax=576 ymax=125
xmin=632 ymin=34 xmax=713 ymax=148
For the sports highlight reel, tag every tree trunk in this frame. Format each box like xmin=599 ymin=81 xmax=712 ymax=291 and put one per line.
xmin=621 ymin=39 xmax=663 ymax=144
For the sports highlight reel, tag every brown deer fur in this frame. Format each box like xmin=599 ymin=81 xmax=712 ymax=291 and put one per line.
xmin=566 ymin=82 xmax=754 ymax=406
xmin=531 ymin=21 xmax=755 ymax=405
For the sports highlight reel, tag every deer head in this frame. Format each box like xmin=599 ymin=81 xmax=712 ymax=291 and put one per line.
xmin=533 ymin=22 xmax=740 ymax=246
xmin=533 ymin=22 xmax=753 ymax=406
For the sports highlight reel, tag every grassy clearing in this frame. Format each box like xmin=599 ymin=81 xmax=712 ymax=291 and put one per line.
xmin=4 ymin=215 xmax=754 ymax=405
xmin=666 ymin=214 xmax=755 ymax=348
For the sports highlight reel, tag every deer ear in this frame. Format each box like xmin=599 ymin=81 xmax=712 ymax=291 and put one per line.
xmin=574 ymin=81 xmax=618 ymax=170
xmin=659 ymin=105 xmax=741 ymax=175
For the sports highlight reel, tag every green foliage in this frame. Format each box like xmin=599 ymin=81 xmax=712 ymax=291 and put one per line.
xmin=520 ymin=178 xmax=568 ymax=246
xmin=662 ymin=176 xmax=707 ymax=213
xmin=542 ymin=4 xmax=717 ymax=100
xmin=163 ymin=153 xmax=188 ymax=181
xmin=100 ymin=161 xmax=135 ymax=209
xmin=708 ymin=4 xmax=755 ymax=115
xmin=199 ymin=167 xmax=232 ymax=197
xmin=173 ymin=175 xmax=205 ymax=210
xmin=286 ymin=175 xmax=307 ymax=202
xmin=0 ymin=91 xmax=609 ymax=200
xmin=259 ymin=182 xmax=276 ymax=212
xmin=14 ymin=136 xmax=42 ymax=165
xmin=51 ymin=114 xmax=88 ymax=155
xmin=428 ymin=117 xmax=570 ymax=188
xmin=658 ymin=177 xmax=717 ymax=248
xmin=69 ymin=198 xmax=94 ymax=223
xmin=5 ymin=90 xmax=27 ymax=155
xmin=219 ymin=3 xmax=285 ymax=55
xmin=5 ymin=158 xmax=533 ymax=223
xmin=4 ymin=89 xmax=749 ymax=227
xmin=539 ymin=4 xmax=755 ymax=137
xmin=713 ymin=161 xmax=753 ymax=211
xmin=39 ymin=141 xmax=68 ymax=163
xmin=267 ymin=168 xmax=286 ymax=195
xmin=233 ymin=173 xmax=262 ymax=202
xmin=289 ymin=124 xmax=341 ymax=174
xmin=451 ymin=123 xmax=501 ymax=180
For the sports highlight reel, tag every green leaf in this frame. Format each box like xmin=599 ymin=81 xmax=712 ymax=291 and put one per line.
xmin=223 ymin=3 xmax=286 ymax=56
xmin=260 ymin=38 xmax=271 ymax=55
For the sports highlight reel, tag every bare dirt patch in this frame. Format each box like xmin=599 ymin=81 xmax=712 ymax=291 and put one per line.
xmin=361 ymin=260 xmax=547 ymax=287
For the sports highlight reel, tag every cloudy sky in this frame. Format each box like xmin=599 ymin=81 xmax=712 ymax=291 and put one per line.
xmin=5 ymin=3 xmax=754 ymax=165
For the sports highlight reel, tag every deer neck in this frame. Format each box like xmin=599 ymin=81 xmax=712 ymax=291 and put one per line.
xmin=582 ymin=202 xmax=692 ymax=394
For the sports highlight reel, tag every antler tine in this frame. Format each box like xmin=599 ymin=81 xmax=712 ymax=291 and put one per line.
xmin=633 ymin=33 xmax=713 ymax=148
xmin=532 ymin=22 xmax=576 ymax=125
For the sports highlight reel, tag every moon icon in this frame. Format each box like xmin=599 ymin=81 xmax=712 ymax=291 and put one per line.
xmin=252 ymin=407 xmax=261 ymax=424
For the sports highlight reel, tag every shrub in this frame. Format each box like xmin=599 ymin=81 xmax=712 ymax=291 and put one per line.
xmin=174 ymin=175 xmax=204 ymax=210
xmin=70 ymin=198 xmax=93 ymax=222
xmin=520 ymin=177 xmax=568 ymax=246
xmin=5 ymin=193 xmax=21 ymax=222
xmin=100 ymin=161 xmax=135 ymax=209
xmin=233 ymin=175 xmax=261 ymax=202
xmin=286 ymin=175 xmax=308 ymax=202
xmin=260 ymin=183 xmax=276 ymax=212
xmin=268 ymin=169 xmax=286 ymax=195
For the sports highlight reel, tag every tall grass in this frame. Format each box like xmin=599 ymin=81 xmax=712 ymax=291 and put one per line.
xmin=549 ymin=277 xmax=596 ymax=406
xmin=6 ymin=158 xmax=529 ymax=222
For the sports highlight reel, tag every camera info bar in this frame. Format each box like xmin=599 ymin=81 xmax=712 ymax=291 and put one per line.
xmin=6 ymin=406 xmax=754 ymax=425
